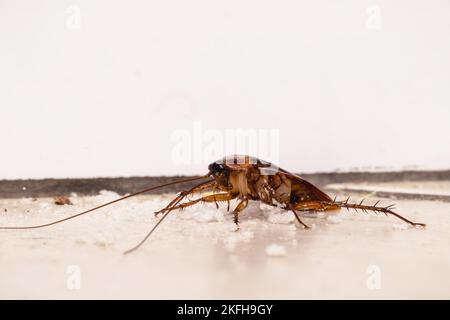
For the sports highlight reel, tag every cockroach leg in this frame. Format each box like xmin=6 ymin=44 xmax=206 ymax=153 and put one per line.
xmin=293 ymin=201 xmax=340 ymax=212
xmin=157 ymin=193 xmax=237 ymax=213
xmin=154 ymin=181 xmax=216 ymax=216
xmin=213 ymin=187 xmax=219 ymax=209
xmin=289 ymin=201 xmax=341 ymax=229
xmin=232 ymin=198 xmax=248 ymax=227
xmin=291 ymin=209 xmax=311 ymax=229
xmin=331 ymin=200 xmax=426 ymax=227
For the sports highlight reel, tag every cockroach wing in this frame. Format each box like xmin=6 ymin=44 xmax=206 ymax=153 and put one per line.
xmin=221 ymin=155 xmax=271 ymax=169
xmin=281 ymin=168 xmax=332 ymax=202
xmin=262 ymin=166 xmax=333 ymax=202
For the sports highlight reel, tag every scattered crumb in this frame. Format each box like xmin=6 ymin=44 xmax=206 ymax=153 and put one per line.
xmin=193 ymin=210 xmax=224 ymax=223
xmin=53 ymin=196 xmax=73 ymax=206
xmin=22 ymin=186 xmax=27 ymax=191
xmin=326 ymin=215 xmax=343 ymax=224
xmin=223 ymin=230 xmax=254 ymax=251
xmin=392 ymin=223 xmax=408 ymax=230
xmin=3 ymin=208 xmax=7 ymax=212
xmin=265 ymin=210 xmax=295 ymax=224
xmin=265 ymin=244 xmax=287 ymax=257
xmin=259 ymin=203 xmax=275 ymax=211
xmin=96 ymin=190 xmax=120 ymax=202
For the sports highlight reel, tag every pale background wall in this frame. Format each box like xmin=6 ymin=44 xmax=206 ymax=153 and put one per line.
xmin=1 ymin=0 xmax=449 ymax=179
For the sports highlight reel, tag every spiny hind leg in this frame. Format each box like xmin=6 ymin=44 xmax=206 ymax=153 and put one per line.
xmin=290 ymin=201 xmax=340 ymax=229
xmin=333 ymin=200 xmax=426 ymax=227
xmin=156 ymin=193 xmax=237 ymax=214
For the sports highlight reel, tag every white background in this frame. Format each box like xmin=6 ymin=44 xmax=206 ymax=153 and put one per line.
xmin=1 ymin=1 xmax=449 ymax=179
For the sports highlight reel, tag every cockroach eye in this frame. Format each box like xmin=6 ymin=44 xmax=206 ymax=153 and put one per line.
xmin=208 ymin=162 xmax=224 ymax=175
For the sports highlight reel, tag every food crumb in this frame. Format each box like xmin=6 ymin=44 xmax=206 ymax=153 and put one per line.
xmin=265 ymin=244 xmax=287 ymax=257
xmin=326 ymin=215 xmax=343 ymax=224
xmin=54 ymin=196 xmax=73 ymax=206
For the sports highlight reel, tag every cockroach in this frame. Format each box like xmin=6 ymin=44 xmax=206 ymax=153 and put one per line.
xmin=0 ymin=155 xmax=425 ymax=254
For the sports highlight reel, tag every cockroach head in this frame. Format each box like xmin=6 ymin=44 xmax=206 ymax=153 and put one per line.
xmin=208 ymin=161 xmax=227 ymax=177
xmin=208 ymin=161 xmax=231 ymax=188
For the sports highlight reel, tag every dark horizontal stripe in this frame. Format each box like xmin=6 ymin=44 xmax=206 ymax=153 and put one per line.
xmin=1 ymin=170 xmax=449 ymax=199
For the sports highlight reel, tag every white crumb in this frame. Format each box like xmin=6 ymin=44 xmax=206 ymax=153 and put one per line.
xmin=392 ymin=223 xmax=408 ymax=230
xmin=326 ymin=214 xmax=343 ymax=224
xmin=300 ymin=211 xmax=326 ymax=218
xmin=96 ymin=190 xmax=121 ymax=202
xmin=38 ymin=202 xmax=51 ymax=210
xmin=265 ymin=244 xmax=287 ymax=257
xmin=223 ymin=230 xmax=254 ymax=251
xmin=264 ymin=209 xmax=295 ymax=224
xmin=224 ymin=230 xmax=254 ymax=245
xmin=259 ymin=203 xmax=275 ymax=211
xmin=192 ymin=210 xmax=224 ymax=223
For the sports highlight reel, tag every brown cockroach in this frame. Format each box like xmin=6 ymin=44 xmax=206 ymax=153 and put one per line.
xmin=0 ymin=155 xmax=425 ymax=254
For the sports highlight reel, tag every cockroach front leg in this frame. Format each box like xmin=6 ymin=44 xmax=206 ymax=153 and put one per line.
xmin=232 ymin=198 xmax=248 ymax=227
xmin=156 ymin=193 xmax=237 ymax=214
xmin=155 ymin=181 xmax=216 ymax=216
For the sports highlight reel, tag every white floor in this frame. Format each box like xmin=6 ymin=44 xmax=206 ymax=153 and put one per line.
xmin=0 ymin=189 xmax=449 ymax=299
